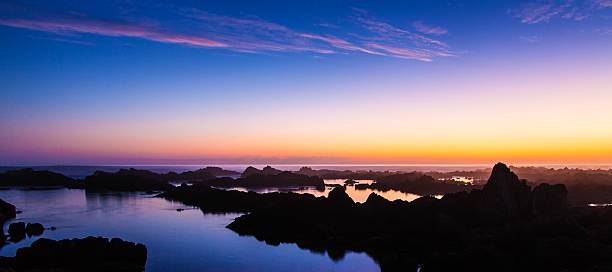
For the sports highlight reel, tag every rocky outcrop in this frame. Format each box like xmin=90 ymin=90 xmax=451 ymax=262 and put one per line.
xmin=0 ymin=168 xmax=81 ymax=188
xmin=369 ymin=173 xmax=475 ymax=196
xmin=26 ymin=222 xmax=45 ymax=236
xmin=344 ymin=179 xmax=358 ymax=185
xmin=241 ymin=166 xmax=283 ymax=177
xmin=0 ymin=236 xmax=147 ymax=271
xmin=327 ymin=186 xmax=354 ymax=206
xmin=0 ymin=199 xmax=16 ymax=245
xmin=235 ymin=172 xmax=325 ymax=190
xmin=480 ymin=162 xmax=532 ymax=221
xmin=196 ymin=166 xmax=240 ymax=177
xmin=84 ymin=169 xmax=173 ymax=192
xmin=8 ymin=222 xmax=26 ymax=241
xmin=219 ymin=163 xmax=590 ymax=271
xmin=532 ymin=183 xmax=568 ymax=216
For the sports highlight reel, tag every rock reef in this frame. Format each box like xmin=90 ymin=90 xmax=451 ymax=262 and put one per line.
xmin=0 ymin=198 xmax=17 ymax=245
xmin=164 ymin=162 xmax=612 ymax=271
xmin=83 ymin=169 xmax=173 ymax=192
xmin=0 ymin=236 xmax=148 ymax=272
xmin=0 ymin=168 xmax=81 ymax=188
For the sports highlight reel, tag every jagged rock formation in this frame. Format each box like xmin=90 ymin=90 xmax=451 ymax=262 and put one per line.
xmin=0 ymin=236 xmax=147 ymax=271
xmin=0 ymin=198 xmax=16 ymax=245
xmin=480 ymin=162 xmax=533 ymax=220
xmin=241 ymin=166 xmax=283 ymax=177
xmin=162 ymin=162 xmax=594 ymax=272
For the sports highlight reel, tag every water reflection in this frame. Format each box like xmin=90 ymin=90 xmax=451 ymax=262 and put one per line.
xmin=227 ymin=179 xmax=424 ymax=203
xmin=0 ymin=189 xmax=379 ymax=272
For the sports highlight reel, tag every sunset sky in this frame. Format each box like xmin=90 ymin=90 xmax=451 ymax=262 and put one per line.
xmin=1 ymin=0 xmax=611 ymax=165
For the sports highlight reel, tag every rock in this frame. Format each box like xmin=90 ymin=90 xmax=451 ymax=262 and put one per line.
xmin=363 ymin=193 xmax=390 ymax=207
xmin=532 ymin=183 xmax=568 ymax=216
xmin=0 ymin=198 xmax=16 ymax=220
xmin=344 ymin=179 xmax=358 ymax=185
xmin=84 ymin=169 xmax=173 ymax=192
xmin=354 ymin=183 xmax=369 ymax=190
xmin=8 ymin=222 xmax=26 ymax=241
xmin=0 ymin=198 xmax=17 ymax=244
xmin=480 ymin=162 xmax=532 ymax=221
xmin=25 ymin=223 xmax=45 ymax=236
xmin=370 ymin=173 xmax=475 ymax=195
xmin=5 ymin=236 xmax=147 ymax=271
xmin=0 ymin=168 xmax=80 ymax=188
xmin=241 ymin=166 xmax=282 ymax=177
xmin=169 ymin=163 xmax=608 ymax=272
xmin=327 ymin=186 xmax=354 ymax=206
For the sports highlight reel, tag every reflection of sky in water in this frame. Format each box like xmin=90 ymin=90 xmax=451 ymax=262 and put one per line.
xmin=228 ymin=179 xmax=424 ymax=203
xmin=0 ymin=189 xmax=379 ymax=272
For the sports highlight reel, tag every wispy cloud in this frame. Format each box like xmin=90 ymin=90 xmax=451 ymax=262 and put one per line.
xmin=0 ymin=5 xmax=454 ymax=61
xmin=512 ymin=0 xmax=610 ymax=24
xmin=593 ymin=0 xmax=612 ymax=8
xmin=348 ymin=8 xmax=453 ymax=61
xmin=0 ymin=17 xmax=227 ymax=48
xmin=412 ymin=21 xmax=448 ymax=35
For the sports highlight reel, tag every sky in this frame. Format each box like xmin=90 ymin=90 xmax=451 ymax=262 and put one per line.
xmin=1 ymin=0 xmax=611 ymax=165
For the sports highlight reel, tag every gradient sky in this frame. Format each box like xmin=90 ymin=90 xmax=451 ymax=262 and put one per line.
xmin=1 ymin=0 xmax=611 ymax=165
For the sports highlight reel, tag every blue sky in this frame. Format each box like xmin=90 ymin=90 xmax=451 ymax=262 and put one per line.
xmin=1 ymin=0 xmax=611 ymax=165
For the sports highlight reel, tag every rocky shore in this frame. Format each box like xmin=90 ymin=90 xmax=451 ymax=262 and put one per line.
xmin=0 ymin=236 xmax=147 ymax=272
xmin=165 ymin=163 xmax=612 ymax=271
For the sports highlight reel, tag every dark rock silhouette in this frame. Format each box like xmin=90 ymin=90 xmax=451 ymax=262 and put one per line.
xmin=0 ymin=168 xmax=82 ymax=188
xmin=84 ymin=169 xmax=173 ymax=191
xmin=164 ymin=162 xmax=611 ymax=271
xmin=369 ymin=173 xmax=475 ymax=195
xmin=295 ymin=167 xmax=394 ymax=180
xmin=199 ymin=166 xmax=241 ymax=177
xmin=479 ymin=162 xmax=532 ymax=221
xmin=327 ymin=186 xmax=354 ymax=206
xmin=161 ymin=184 xmax=320 ymax=213
xmin=343 ymin=179 xmax=358 ymax=185
xmin=25 ymin=222 xmax=45 ymax=236
xmin=0 ymin=236 xmax=147 ymax=271
xmin=164 ymin=169 xmax=216 ymax=183
xmin=8 ymin=222 xmax=26 ymax=242
xmin=187 ymin=171 xmax=326 ymax=191
xmin=241 ymin=166 xmax=282 ymax=177
xmin=0 ymin=198 xmax=16 ymax=245
xmin=354 ymin=183 xmax=369 ymax=190
xmin=426 ymin=165 xmax=612 ymax=206
xmin=236 ymin=172 xmax=325 ymax=190
xmin=532 ymin=183 xmax=568 ymax=216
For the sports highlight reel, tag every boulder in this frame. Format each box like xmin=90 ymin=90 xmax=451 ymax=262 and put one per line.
xmin=8 ymin=222 xmax=26 ymax=241
xmin=532 ymin=183 xmax=568 ymax=216
xmin=0 ymin=198 xmax=17 ymax=244
xmin=327 ymin=186 xmax=354 ymax=206
xmin=480 ymin=163 xmax=532 ymax=221
xmin=11 ymin=236 xmax=147 ymax=271
xmin=25 ymin=223 xmax=45 ymax=236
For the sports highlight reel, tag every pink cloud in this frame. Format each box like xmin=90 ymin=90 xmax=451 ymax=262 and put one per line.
xmin=0 ymin=18 xmax=227 ymax=48
xmin=513 ymin=0 xmax=609 ymax=24
xmin=0 ymin=7 xmax=455 ymax=62
xmin=412 ymin=21 xmax=448 ymax=35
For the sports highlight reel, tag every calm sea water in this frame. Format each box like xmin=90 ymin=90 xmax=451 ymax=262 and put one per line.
xmin=0 ymin=189 xmax=380 ymax=271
